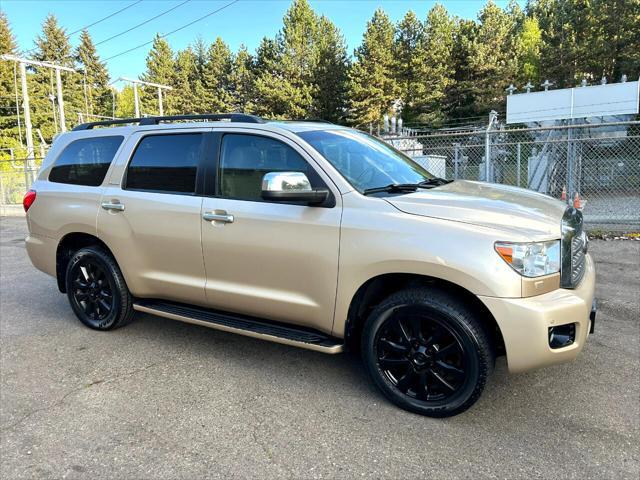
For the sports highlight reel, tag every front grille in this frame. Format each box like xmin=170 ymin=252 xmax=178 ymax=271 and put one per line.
xmin=560 ymin=207 xmax=587 ymax=288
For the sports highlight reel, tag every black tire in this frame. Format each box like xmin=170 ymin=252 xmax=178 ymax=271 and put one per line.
xmin=361 ymin=288 xmax=494 ymax=417
xmin=65 ymin=246 xmax=134 ymax=330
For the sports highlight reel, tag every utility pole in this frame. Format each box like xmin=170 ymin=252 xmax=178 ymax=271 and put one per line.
xmin=113 ymin=77 xmax=172 ymax=117
xmin=18 ymin=62 xmax=34 ymax=160
xmin=1 ymin=54 xmax=76 ymax=134
xmin=485 ymin=110 xmax=498 ymax=182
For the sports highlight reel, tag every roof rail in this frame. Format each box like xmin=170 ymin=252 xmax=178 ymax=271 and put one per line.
xmin=72 ymin=113 xmax=265 ymax=131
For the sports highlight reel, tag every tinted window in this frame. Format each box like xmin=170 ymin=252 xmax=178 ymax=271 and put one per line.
xmin=49 ymin=136 xmax=123 ymax=186
xmin=126 ymin=134 xmax=202 ymax=193
xmin=297 ymin=129 xmax=433 ymax=193
xmin=219 ymin=134 xmax=312 ymax=201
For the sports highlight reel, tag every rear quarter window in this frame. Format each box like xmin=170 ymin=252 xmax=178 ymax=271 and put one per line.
xmin=49 ymin=136 xmax=124 ymax=186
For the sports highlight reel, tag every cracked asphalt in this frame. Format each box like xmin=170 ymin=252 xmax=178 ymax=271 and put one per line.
xmin=1 ymin=216 xmax=639 ymax=479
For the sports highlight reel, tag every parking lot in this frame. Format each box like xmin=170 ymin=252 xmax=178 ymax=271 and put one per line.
xmin=1 ymin=215 xmax=638 ymax=479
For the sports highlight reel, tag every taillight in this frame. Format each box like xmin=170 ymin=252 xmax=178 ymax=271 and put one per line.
xmin=23 ymin=190 xmax=37 ymax=212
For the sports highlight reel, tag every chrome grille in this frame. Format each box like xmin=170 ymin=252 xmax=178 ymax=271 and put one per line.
xmin=560 ymin=207 xmax=586 ymax=288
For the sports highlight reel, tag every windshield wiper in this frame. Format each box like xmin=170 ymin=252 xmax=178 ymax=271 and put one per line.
xmin=363 ymin=178 xmax=453 ymax=196
xmin=419 ymin=177 xmax=453 ymax=187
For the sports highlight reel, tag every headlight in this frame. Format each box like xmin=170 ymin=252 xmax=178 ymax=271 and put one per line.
xmin=495 ymin=240 xmax=560 ymax=277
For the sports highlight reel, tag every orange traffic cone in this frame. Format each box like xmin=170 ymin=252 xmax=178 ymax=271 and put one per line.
xmin=561 ymin=186 xmax=567 ymax=201
xmin=573 ymin=192 xmax=582 ymax=209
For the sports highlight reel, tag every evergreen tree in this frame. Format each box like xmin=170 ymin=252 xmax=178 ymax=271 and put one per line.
xmin=173 ymin=47 xmax=199 ymax=114
xmin=115 ymin=85 xmax=136 ymax=118
xmin=75 ymin=30 xmax=111 ymax=118
xmin=140 ymin=35 xmax=176 ymax=115
xmin=347 ymin=8 xmax=397 ymax=126
xmin=465 ymin=1 xmax=520 ymax=114
xmin=0 ymin=12 xmax=21 ymax=156
xmin=229 ymin=45 xmax=255 ymax=113
xmin=445 ymin=18 xmax=477 ymax=120
xmin=32 ymin=14 xmax=84 ymax=139
xmin=393 ymin=11 xmax=424 ymax=122
xmin=312 ymin=16 xmax=348 ymax=122
xmin=254 ymin=0 xmax=318 ymax=118
xmin=200 ymin=37 xmax=233 ymax=113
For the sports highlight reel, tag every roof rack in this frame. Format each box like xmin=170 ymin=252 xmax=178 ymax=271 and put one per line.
xmin=72 ymin=113 xmax=265 ymax=131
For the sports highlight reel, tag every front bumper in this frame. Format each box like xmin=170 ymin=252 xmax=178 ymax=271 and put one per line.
xmin=479 ymin=253 xmax=596 ymax=373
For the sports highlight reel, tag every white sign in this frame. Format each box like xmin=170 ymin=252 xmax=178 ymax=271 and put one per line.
xmin=506 ymin=80 xmax=639 ymax=124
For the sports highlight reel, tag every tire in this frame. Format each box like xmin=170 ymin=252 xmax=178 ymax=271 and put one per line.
xmin=65 ymin=246 xmax=134 ymax=330
xmin=361 ymin=288 xmax=494 ymax=417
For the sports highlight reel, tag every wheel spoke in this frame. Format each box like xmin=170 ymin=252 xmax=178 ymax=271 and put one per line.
xmin=434 ymin=342 xmax=457 ymax=359
xmin=80 ymin=266 xmax=90 ymax=281
xmin=397 ymin=319 xmax=412 ymax=345
xmin=379 ymin=357 xmax=410 ymax=369
xmin=429 ymin=369 xmax=456 ymax=391
xmin=379 ymin=338 xmax=408 ymax=354
xmin=434 ymin=360 xmax=464 ymax=377
xmin=407 ymin=315 xmax=425 ymax=342
xmin=98 ymin=299 xmax=111 ymax=312
xmin=416 ymin=373 xmax=428 ymax=400
xmin=396 ymin=370 xmax=416 ymax=393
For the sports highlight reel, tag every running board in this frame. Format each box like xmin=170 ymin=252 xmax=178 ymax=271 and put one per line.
xmin=133 ymin=300 xmax=344 ymax=354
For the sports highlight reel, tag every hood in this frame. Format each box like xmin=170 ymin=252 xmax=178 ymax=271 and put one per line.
xmin=385 ymin=180 xmax=567 ymax=238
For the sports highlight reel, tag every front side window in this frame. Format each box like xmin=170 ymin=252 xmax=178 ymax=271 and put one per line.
xmin=218 ymin=134 xmax=312 ymax=201
xmin=49 ymin=136 xmax=123 ymax=186
xmin=126 ymin=133 xmax=202 ymax=194
xmin=297 ymin=129 xmax=433 ymax=193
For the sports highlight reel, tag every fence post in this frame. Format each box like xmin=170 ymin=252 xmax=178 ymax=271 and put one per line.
xmin=454 ymin=143 xmax=460 ymax=179
xmin=516 ymin=142 xmax=521 ymax=187
xmin=566 ymin=119 xmax=574 ymax=196
xmin=485 ymin=110 xmax=498 ymax=182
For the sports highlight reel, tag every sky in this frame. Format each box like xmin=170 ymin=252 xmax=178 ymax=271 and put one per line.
xmin=2 ymin=0 xmax=518 ymax=82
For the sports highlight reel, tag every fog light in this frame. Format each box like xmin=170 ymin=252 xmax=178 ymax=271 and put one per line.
xmin=548 ymin=323 xmax=576 ymax=349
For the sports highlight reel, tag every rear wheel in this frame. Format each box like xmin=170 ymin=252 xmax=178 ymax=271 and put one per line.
xmin=65 ymin=246 xmax=134 ymax=330
xmin=361 ymin=288 xmax=493 ymax=417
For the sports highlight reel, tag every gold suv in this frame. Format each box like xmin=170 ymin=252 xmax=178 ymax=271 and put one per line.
xmin=24 ymin=114 xmax=596 ymax=417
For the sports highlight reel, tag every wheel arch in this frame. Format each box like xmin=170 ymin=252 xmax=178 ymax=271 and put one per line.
xmin=342 ymin=273 xmax=505 ymax=357
xmin=56 ymin=233 xmax=116 ymax=293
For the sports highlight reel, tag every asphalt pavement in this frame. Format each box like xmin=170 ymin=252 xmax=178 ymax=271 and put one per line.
xmin=1 ymin=216 xmax=638 ymax=479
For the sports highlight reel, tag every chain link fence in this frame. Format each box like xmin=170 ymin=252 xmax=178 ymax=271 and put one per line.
xmin=381 ymin=120 xmax=640 ymax=227
xmin=1 ymin=121 xmax=639 ymax=228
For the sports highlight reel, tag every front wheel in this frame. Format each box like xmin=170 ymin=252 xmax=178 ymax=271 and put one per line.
xmin=361 ymin=288 xmax=494 ymax=417
xmin=65 ymin=246 xmax=134 ymax=330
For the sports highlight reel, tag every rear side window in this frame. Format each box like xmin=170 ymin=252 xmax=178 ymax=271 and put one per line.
xmin=49 ymin=136 xmax=123 ymax=186
xmin=125 ymin=134 xmax=203 ymax=194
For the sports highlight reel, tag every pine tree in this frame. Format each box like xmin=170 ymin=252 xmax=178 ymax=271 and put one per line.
xmin=347 ymin=8 xmax=397 ymax=127
xmin=394 ymin=11 xmax=424 ymax=122
xmin=115 ymin=85 xmax=136 ymax=118
xmin=200 ymin=37 xmax=233 ymax=113
xmin=76 ymin=30 xmax=111 ymax=118
xmin=445 ymin=18 xmax=478 ymax=120
xmin=254 ymin=0 xmax=318 ymax=118
xmin=0 ymin=12 xmax=21 ymax=157
xmin=140 ymin=35 xmax=176 ymax=115
xmin=229 ymin=45 xmax=255 ymax=113
xmin=173 ymin=47 xmax=199 ymax=114
xmin=465 ymin=1 xmax=520 ymax=114
xmin=32 ymin=14 xmax=84 ymax=139
xmin=311 ymin=16 xmax=348 ymax=122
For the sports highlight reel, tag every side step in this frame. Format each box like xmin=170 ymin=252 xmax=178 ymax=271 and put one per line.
xmin=133 ymin=299 xmax=344 ymax=354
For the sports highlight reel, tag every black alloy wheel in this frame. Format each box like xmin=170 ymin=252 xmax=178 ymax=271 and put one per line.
xmin=362 ymin=288 xmax=493 ymax=417
xmin=376 ymin=308 xmax=468 ymax=402
xmin=65 ymin=246 xmax=134 ymax=330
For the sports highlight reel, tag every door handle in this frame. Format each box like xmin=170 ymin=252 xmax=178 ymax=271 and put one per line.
xmin=203 ymin=212 xmax=234 ymax=223
xmin=101 ymin=202 xmax=125 ymax=212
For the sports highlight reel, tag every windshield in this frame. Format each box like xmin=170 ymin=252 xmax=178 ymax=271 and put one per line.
xmin=297 ymin=129 xmax=434 ymax=193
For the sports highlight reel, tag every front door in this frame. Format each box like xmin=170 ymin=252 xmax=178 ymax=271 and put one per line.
xmin=200 ymin=131 xmax=341 ymax=334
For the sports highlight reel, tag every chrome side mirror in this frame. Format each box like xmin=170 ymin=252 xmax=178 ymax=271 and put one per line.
xmin=261 ymin=172 xmax=329 ymax=205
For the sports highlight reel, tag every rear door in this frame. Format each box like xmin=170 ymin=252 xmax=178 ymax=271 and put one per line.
xmin=200 ymin=130 xmax=342 ymax=334
xmin=98 ymin=128 xmax=210 ymax=305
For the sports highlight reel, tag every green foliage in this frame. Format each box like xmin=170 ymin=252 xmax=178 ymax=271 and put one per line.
xmin=348 ymin=8 xmax=398 ymax=126
xmin=0 ymin=0 xmax=639 ymax=148
xmin=140 ymin=35 xmax=175 ymax=115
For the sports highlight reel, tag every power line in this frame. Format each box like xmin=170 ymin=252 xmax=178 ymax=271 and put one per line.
xmin=24 ymin=1 xmax=144 ymax=54
xmin=103 ymin=0 xmax=240 ymax=62
xmin=95 ymin=0 xmax=192 ymax=47
xmin=68 ymin=0 xmax=145 ymax=37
